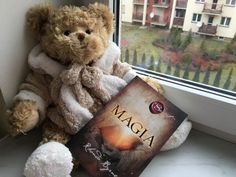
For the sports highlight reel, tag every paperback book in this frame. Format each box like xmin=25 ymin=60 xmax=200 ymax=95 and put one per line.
xmin=68 ymin=76 xmax=187 ymax=177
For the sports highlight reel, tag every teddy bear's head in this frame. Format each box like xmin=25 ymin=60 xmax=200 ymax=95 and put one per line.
xmin=26 ymin=3 xmax=113 ymax=65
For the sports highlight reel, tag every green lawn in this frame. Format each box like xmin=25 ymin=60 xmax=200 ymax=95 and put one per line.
xmin=120 ymin=23 xmax=236 ymax=92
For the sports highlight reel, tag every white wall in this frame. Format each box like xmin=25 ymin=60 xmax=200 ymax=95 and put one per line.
xmin=0 ymin=0 xmax=77 ymax=106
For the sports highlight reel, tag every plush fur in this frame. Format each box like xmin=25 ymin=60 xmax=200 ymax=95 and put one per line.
xmin=8 ymin=3 xmax=191 ymax=156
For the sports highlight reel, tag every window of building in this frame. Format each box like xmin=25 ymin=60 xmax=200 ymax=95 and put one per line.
xmin=175 ymin=9 xmax=185 ymax=18
xmin=226 ymin=0 xmax=236 ymax=6
xmin=220 ymin=17 xmax=231 ymax=27
xmin=192 ymin=13 xmax=202 ymax=22
xmin=195 ymin=0 xmax=205 ymax=3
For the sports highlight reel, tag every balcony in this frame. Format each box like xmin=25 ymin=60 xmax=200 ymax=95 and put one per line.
xmin=202 ymin=3 xmax=223 ymax=15
xmin=198 ymin=23 xmax=217 ymax=36
xmin=133 ymin=0 xmax=145 ymax=5
xmin=150 ymin=15 xmax=169 ymax=26
xmin=133 ymin=13 xmax=143 ymax=22
xmin=153 ymin=0 xmax=170 ymax=8
xmin=173 ymin=17 xmax=185 ymax=27
xmin=176 ymin=0 xmax=188 ymax=9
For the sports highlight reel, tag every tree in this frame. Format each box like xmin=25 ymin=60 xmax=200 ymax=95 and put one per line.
xmin=132 ymin=49 xmax=138 ymax=66
xmin=233 ymin=83 xmax=236 ymax=92
xmin=141 ymin=53 xmax=146 ymax=67
xmin=156 ymin=59 xmax=162 ymax=72
xmin=192 ymin=65 xmax=201 ymax=82
xmin=172 ymin=30 xmax=182 ymax=50
xmin=181 ymin=53 xmax=192 ymax=65
xmin=180 ymin=30 xmax=192 ymax=50
xmin=226 ymin=33 xmax=236 ymax=55
xmin=125 ymin=49 xmax=129 ymax=63
xmin=213 ymin=67 xmax=223 ymax=87
xmin=165 ymin=60 xmax=172 ymax=75
xmin=203 ymin=66 xmax=211 ymax=84
xmin=200 ymin=38 xmax=207 ymax=54
xmin=149 ymin=55 xmax=155 ymax=70
xmin=223 ymin=68 xmax=233 ymax=89
xmin=173 ymin=64 xmax=180 ymax=77
xmin=183 ymin=64 xmax=190 ymax=79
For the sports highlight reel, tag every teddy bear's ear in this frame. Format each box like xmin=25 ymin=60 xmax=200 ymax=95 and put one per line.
xmin=26 ymin=4 xmax=54 ymax=39
xmin=87 ymin=3 xmax=113 ymax=34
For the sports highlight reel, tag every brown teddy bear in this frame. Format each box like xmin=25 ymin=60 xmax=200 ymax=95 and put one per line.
xmin=7 ymin=3 xmax=136 ymax=142
xmin=7 ymin=2 xmax=191 ymax=155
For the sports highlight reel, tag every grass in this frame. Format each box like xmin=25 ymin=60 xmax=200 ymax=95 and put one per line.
xmin=120 ymin=23 xmax=236 ymax=91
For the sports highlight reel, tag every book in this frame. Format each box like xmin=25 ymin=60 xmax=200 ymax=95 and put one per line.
xmin=68 ymin=76 xmax=187 ymax=177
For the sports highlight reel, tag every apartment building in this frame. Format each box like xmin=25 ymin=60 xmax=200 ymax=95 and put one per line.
xmin=122 ymin=0 xmax=174 ymax=27
xmin=183 ymin=0 xmax=236 ymax=39
xmin=121 ymin=0 xmax=236 ymax=38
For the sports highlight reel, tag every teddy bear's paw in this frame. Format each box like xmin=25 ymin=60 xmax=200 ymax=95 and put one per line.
xmin=41 ymin=120 xmax=71 ymax=145
xmin=161 ymin=119 xmax=192 ymax=151
xmin=7 ymin=100 xmax=39 ymax=136
xmin=141 ymin=76 xmax=164 ymax=94
xmin=81 ymin=66 xmax=103 ymax=88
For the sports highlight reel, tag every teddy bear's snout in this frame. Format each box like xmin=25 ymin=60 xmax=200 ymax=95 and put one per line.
xmin=77 ymin=32 xmax=85 ymax=42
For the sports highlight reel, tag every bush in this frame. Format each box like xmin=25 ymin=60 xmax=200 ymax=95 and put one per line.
xmin=181 ymin=53 xmax=192 ymax=64
xmin=208 ymin=50 xmax=221 ymax=60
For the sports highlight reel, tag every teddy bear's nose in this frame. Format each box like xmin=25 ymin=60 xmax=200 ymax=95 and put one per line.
xmin=77 ymin=32 xmax=85 ymax=41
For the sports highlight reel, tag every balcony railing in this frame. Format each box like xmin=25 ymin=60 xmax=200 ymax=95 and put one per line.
xmin=133 ymin=13 xmax=143 ymax=21
xmin=173 ymin=17 xmax=184 ymax=27
xmin=176 ymin=0 xmax=188 ymax=8
xmin=153 ymin=0 xmax=170 ymax=8
xmin=198 ymin=23 xmax=217 ymax=36
xmin=133 ymin=0 xmax=145 ymax=5
xmin=202 ymin=3 xmax=223 ymax=15
xmin=150 ymin=15 xmax=169 ymax=26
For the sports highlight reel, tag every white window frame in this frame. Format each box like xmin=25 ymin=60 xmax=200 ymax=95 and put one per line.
xmin=192 ymin=13 xmax=202 ymax=23
xmin=79 ymin=0 xmax=236 ymax=143
xmin=195 ymin=0 xmax=205 ymax=3
xmin=226 ymin=0 xmax=236 ymax=6
xmin=220 ymin=17 xmax=231 ymax=27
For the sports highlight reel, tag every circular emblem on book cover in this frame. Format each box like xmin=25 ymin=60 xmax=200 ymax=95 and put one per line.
xmin=149 ymin=101 xmax=164 ymax=114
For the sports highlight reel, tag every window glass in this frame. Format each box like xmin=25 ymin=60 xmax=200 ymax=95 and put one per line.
xmin=120 ymin=0 xmax=236 ymax=93
xmin=226 ymin=0 xmax=236 ymax=5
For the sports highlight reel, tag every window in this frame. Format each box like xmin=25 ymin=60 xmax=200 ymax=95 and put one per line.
xmin=175 ymin=9 xmax=185 ymax=18
xmin=115 ymin=0 xmax=236 ymax=143
xmin=192 ymin=13 xmax=202 ymax=22
xmin=226 ymin=0 xmax=236 ymax=5
xmin=220 ymin=17 xmax=231 ymax=27
xmin=195 ymin=0 xmax=205 ymax=3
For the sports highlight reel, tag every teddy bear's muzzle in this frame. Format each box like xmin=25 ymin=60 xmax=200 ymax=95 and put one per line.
xmin=77 ymin=32 xmax=85 ymax=42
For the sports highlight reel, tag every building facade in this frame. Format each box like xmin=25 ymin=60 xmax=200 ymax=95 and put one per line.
xmin=121 ymin=0 xmax=236 ymax=39
xmin=183 ymin=0 xmax=236 ymax=39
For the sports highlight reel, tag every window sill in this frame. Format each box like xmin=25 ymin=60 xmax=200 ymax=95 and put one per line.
xmin=219 ymin=25 xmax=230 ymax=28
xmin=224 ymin=4 xmax=236 ymax=7
xmin=1 ymin=129 xmax=235 ymax=177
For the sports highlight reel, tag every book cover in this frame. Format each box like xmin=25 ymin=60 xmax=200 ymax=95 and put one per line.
xmin=68 ymin=76 xmax=187 ymax=177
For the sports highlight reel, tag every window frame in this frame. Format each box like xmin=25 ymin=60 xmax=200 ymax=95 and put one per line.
xmin=226 ymin=0 xmax=236 ymax=6
xmin=195 ymin=0 xmax=205 ymax=3
xmin=220 ymin=17 xmax=231 ymax=27
xmin=192 ymin=13 xmax=202 ymax=23
xmin=113 ymin=0 xmax=236 ymax=143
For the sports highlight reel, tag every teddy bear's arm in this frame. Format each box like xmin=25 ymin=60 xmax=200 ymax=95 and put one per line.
xmin=8 ymin=71 xmax=52 ymax=136
xmin=81 ymin=66 xmax=111 ymax=103
xmin=112 ymin=61 xmax=137 ymax=83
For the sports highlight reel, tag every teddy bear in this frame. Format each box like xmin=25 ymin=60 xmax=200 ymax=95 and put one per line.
xmin=5 ymin=3 xmax=191 ymax=177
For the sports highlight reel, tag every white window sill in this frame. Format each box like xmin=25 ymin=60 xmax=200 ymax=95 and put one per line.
xmin=0 ymin=129 xmax=236 ymax=177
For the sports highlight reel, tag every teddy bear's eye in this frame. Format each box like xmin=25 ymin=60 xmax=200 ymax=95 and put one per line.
xmin=85 ymin=29 xmax=91 ymax=34
xmin=64 ymin=30 xmax=71 ymax=36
